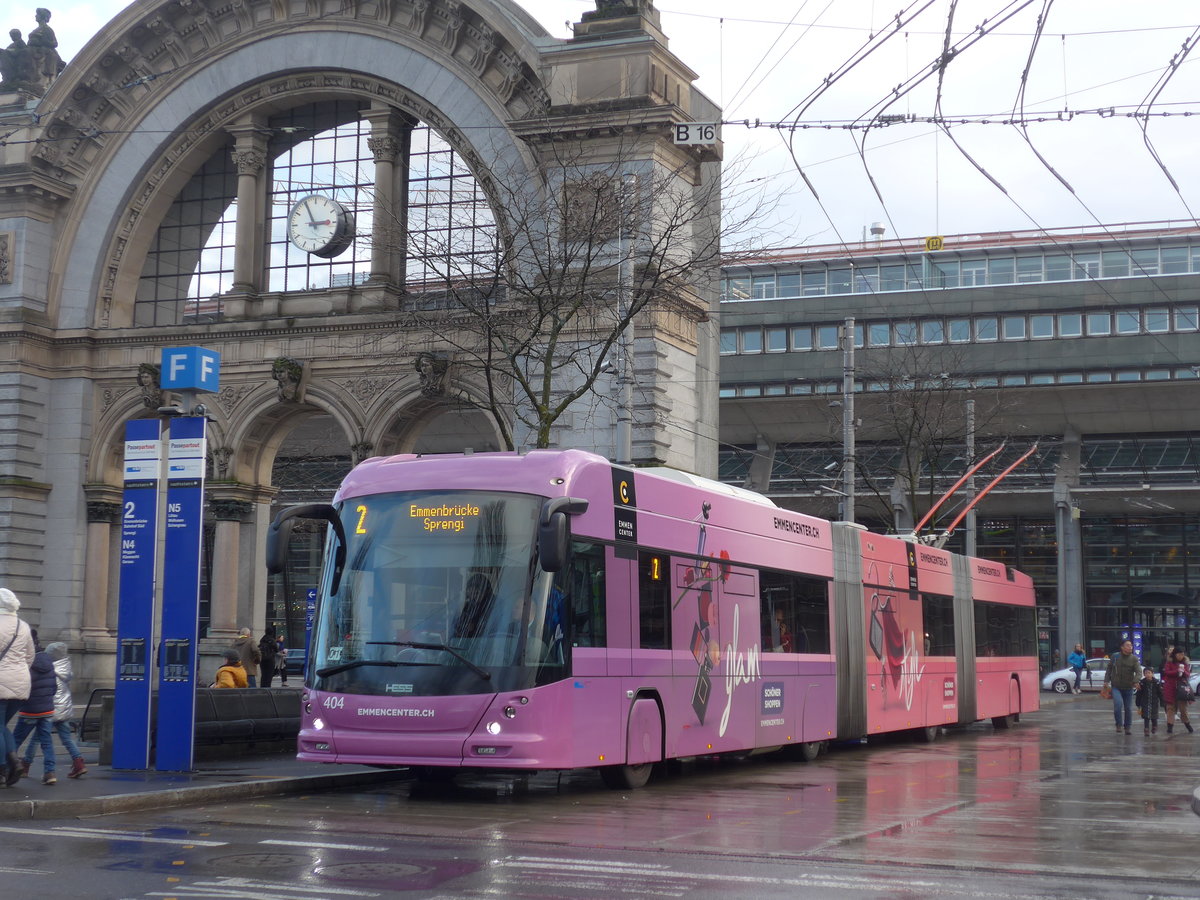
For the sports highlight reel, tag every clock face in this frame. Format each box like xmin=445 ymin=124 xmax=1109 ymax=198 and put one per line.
xmin=287 ymin=194 xmax=356 ymax=258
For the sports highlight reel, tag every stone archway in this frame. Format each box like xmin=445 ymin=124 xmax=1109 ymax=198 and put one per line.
xmin=0 ymin=1 xmax=721 ymax=692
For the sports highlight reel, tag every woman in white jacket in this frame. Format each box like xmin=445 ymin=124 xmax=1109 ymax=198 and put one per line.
xmin=0 ymin=587 xmax=36 ymax=787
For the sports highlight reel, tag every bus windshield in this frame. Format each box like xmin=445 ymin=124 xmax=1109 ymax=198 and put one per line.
xmin=311 ymin=489 xmax=565 ymax=697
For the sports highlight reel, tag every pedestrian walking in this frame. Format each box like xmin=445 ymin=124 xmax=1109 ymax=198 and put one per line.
xmin=274 ymin=634 xmax=289 ymax=687
xmin=1162 ymin=648 xmax=1194 ymax=735
xmin=0 ymin=587 xmax=35 ymax=787
xmin=18 ymin=640 xmax=86 ymax=780
xmin=213 ymin=648 xmax=248 ymax=688
xmin=258 ymin=625 xmax=278 ymax=688
xmin=233 ymin=627 xmax=261 ymax=687
xmin=1135 ymin=667 xmax=1164 ymax=735
xmin=1103 ymin=639 xmax=1142 ymax=734
xmin=1068 ymin=643 xmax=1087 ymax=694
xmin=12 ymin=630 xmax=58 ymax=784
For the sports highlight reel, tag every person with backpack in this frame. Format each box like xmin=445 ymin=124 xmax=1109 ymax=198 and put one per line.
xmin=18 ymin=641 xmax=86 ymax=779
xmin=11 ymin=629 xmax=57 ymax=784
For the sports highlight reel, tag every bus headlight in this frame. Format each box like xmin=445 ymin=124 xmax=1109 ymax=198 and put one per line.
xmin=487 ymin=720 xmax=502 ymax=735
xmin=313 ymin=717 xmax=326 ymax=731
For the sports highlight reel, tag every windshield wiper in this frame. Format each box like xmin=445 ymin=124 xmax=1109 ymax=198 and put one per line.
xmin=365 ymin=640 xmax=492 ymax=681
xmin=316 ymin=658 xmax=434 ymax=678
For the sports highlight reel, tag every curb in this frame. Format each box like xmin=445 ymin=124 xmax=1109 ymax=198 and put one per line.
xmin=1193 ymin=787 xmax=1200 ymax=817
xmin=0 ymin=768 xmax=408 ymax=821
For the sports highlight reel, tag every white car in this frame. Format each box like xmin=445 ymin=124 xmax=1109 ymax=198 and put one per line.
xmin=1042 ymin=658 xmax=1109 ymax=694
xmin=1042 ymin=658 xmax=1200 ymax=694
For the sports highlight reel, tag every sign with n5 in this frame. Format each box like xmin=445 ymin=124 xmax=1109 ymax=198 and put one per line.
xmin=160 ymin=346 xmax=220 ymax=392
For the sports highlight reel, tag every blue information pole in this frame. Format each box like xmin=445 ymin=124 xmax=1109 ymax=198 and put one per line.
xmin=155 ymin=416 xmax=208 ymax=771
xmin=112 ymin=419 xmax=162 ymax=770
xmin=153 ymin=345 xmax=220 ymax=771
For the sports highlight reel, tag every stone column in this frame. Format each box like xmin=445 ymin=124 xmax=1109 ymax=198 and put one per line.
xmin=228 ymin=119 xmax=269 ymax=295
xmin=207 ymin=497 xmax=252 ymax=643
xmin=81 ymin=495 xmax=122 ymax=642
xmin=362 ymin=106 xmax=416 ymax=287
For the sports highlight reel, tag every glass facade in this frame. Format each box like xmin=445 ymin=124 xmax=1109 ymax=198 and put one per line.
xmin=722 ymin=241 xmax=1200 ymax=302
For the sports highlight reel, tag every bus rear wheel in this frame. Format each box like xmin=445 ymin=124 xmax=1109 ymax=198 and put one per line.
xmin=798 ymin=741 xmax=822 ymax=762
xmin=992 ymin=714 xmax=1014 ymax=729
xmin=600 ymin=762 xmax=653 ymax=790
xmin=914 ymin=725 xmax=940 ymax=743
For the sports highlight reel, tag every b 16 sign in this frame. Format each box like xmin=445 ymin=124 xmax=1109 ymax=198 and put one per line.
xmin=673 ymin=122 xmax=718 ymax=145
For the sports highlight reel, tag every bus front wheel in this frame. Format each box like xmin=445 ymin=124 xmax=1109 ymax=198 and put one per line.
xmin=600 ymin=762 xmax=653 ymax=790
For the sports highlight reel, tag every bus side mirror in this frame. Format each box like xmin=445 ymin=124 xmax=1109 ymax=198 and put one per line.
xmin=267 ymin=503 xmax=346 ymax=591
xmin=265 ymin=516 xmax=296 ymax=574
xmin=538 ymin=497 xmax=589 ymax=573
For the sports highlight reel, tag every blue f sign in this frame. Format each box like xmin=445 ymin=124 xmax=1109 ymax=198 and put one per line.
xmin=160 ymin=347 xmax=221 ymax=393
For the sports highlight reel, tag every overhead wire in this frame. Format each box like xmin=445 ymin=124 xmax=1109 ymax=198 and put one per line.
xmin=1131 ymin=24 xmax=1200 ymax=220
xmin=725 ymin=1 xmax=834 ymax=120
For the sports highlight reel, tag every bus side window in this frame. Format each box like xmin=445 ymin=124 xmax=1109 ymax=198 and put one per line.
xmin=568 ymin=542 xmax=606 ymax=648
xmin=759 ymin=568 xmax=830 ymax=654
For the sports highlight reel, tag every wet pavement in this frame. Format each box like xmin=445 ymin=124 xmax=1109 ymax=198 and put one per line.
xmin=3 ymin=691 xmax=1200 ymax=897
xmin=0 ymin=746 xmax=406 ymax=820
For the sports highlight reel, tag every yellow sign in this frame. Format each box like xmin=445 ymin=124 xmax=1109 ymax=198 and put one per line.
xmin=408 ymin=501 xmax=481 ymax=533
xmin=925 ymin=235 xmax=944 ymax=252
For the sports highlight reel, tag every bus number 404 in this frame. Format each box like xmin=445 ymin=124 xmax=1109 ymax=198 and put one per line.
xmin=322 ymin=696 xmax=345 ymax=710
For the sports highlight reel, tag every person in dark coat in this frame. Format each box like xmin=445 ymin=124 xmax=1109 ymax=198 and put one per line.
xmin=11 ymin=629 xmax=57 ymax=784
xmin=1135 ymin=667 xmax=1164 ymax=735
xmin=258 ymin=626 xmax=278 ymax=688
xmin=1162 ymin=648 xmax=1194 ymax=735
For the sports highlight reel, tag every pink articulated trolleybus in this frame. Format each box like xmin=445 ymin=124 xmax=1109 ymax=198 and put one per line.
xmin=267 ymin=449 xmax=1037 ymax=789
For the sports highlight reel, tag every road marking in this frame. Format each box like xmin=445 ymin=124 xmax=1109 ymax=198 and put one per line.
xmin=0 ymin=864 xmax=53 ymax=875
xmin=141 ymin=876 xmax=382 ymax=898
xmin=260 ymin=838 xmax=389 ymax=853
xmin=0 ymin=825 xmax=226 ymax=847
xmin=503 ymin=856 xmax=1072 ymax=898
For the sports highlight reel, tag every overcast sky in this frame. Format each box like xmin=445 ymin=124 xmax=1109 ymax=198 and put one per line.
xmin=32 ymin=0 xmax=1200 ymax=247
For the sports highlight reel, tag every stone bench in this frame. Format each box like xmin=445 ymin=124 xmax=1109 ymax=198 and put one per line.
xmin=97 ymin=687 xmax=301 ymax=764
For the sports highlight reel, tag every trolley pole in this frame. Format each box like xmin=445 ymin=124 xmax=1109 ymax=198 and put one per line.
xmin=965 ymin=398 xmax=977 ymax=557
xmin=842 ymin=317 xmax=855 ymax=523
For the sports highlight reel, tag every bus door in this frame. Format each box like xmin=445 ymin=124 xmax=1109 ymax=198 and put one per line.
xmin=606 ymin=545 xmax=635 ymax=677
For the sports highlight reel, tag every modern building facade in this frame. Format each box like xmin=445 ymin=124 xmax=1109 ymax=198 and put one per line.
xmin=717 ymin=223 xmax=1200 ymax=669
xmin=0 ymin=0 xmax=721 ymax=691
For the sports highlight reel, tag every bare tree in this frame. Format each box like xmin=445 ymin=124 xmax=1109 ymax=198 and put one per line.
xmin=851 ymin=342 xmax=1012 ymax=535
xmin=393 ymin=134 xmax=774 ymax=453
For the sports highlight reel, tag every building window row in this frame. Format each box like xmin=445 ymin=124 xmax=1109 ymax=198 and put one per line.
xmin=721 ymin=244 xmax=1200 ymax=301
xmin=718 ymin=366 xmax=1200 ymax=398
xmin=720 ymin=305 xmax=1199 ymax=355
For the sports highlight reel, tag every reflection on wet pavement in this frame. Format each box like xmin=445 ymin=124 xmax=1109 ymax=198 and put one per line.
xmin=180 ymin=695 xmax=1200 ymax=881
